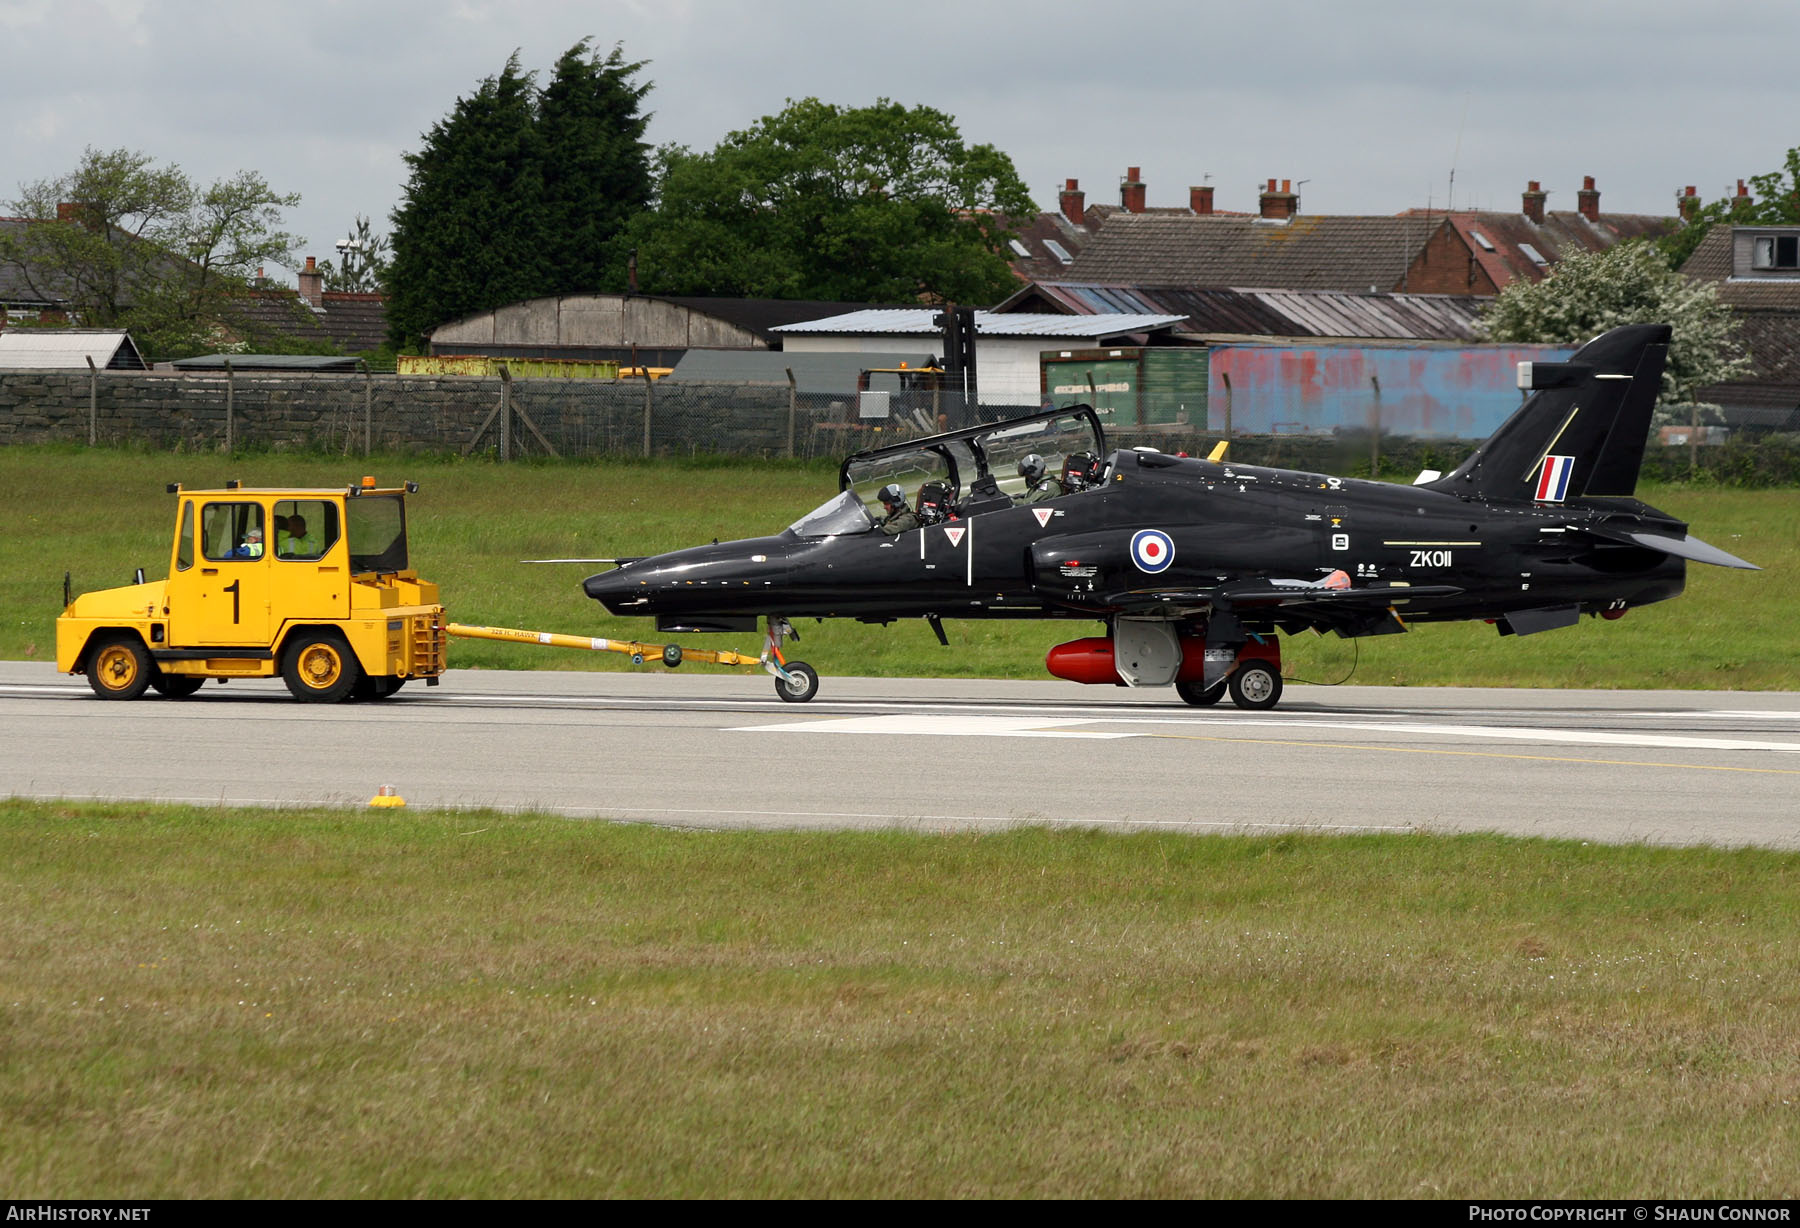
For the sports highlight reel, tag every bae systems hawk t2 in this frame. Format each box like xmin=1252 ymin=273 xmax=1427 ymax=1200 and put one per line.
xmin=584 ymin=324 xmax=1755 ymax=709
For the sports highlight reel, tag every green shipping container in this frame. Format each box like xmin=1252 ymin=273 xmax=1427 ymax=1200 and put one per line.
xmin=1040 ymin=347 xmax=1209 ymax=429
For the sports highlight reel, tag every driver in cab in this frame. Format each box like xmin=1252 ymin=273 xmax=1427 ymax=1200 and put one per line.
xmin=876 ymin=484 xmax=921 ymax=535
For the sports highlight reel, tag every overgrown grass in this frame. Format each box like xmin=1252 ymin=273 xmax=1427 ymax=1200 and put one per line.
xmin=2 ymin=445 xmax=1793 ymax=688
xmin=2 ymin=799 xmax=1796 ymax=1198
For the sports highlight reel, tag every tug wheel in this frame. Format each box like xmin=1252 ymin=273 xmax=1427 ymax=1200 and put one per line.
xmin=86 ymin=634 xmax=152 ymax=701
xmin=1228 ymin=661 xmax=1283 ymax=711
xmin=149 ymin=673 xmax=205 ymax=698
xmin=282 ymin=632 xmax=361 ymax=703
xmin=774 ymin=660 xmax=819 ymax=703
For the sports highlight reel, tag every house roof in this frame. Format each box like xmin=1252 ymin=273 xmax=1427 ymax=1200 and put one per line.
xmin=1679 ymin=226 xmax=1800 ymax=391
xmin=1002 ymin=211 xmax=1098 ymax=283
xmin=773 ymin=309 xmax=1189 ymax=339
xmin=996 ymin=282 xmax=1488 ymax=341
xmin=1060 ymin=212 xmax=1447 ymax=292
xmin=231 ymin=290 xmax=389 ymax=355
xmin=1436 ymin=209 xmax=1674 ymax=289
xmin=0 ymin=328 xmax=146 ymax=369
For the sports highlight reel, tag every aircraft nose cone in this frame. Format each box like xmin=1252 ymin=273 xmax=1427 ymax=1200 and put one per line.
xmin=583 ymin=538 xmax=789 ymax=616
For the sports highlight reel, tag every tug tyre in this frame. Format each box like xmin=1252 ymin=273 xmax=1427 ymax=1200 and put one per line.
xmin=149 ymin=673 xmax=205 ymax=698
xmin=282 ymin=632 xmax=362 ymax=703
xmin=86 ymin=634 xmax=152 ymax=701
xmin=1174 ymin=680 xmax=1226 ymax=707
xmin=774 ymin=660 xmax=819 ymax=704
xmin=1228 ymin=661 xmax=1283 ymax=711
xmin=352 ymin=676 xmax=406 ymax=701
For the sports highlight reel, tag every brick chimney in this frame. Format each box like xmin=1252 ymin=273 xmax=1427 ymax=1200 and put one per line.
xmin=1190 ymin=185 xmax=1215 ymax=215
xmin=1059 ymin=178 xmax=1086 ymax=224
xmin=298 ymin=255 xmax=324 ymax=307
xmin=1259 ymin=178 xmax=1298 ymax=220
xmin=1120 ymin=166 xmax=1146 ymax=213
xmin=1732 ymin=178 xmax=1752 ymax=215
xmin=1679 ymin=185 xmax=1699 ymax=222
xmin=1576 ymin=175 xmax=1600 ymax=221
xmin=1522 ymin=180 xmax=1547 ymax=225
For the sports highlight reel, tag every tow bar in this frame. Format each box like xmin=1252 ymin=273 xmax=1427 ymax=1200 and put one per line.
xmin=444 ymin=618 xmax=820 ymax=703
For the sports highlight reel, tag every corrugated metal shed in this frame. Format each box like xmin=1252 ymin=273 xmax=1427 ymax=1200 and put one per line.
xmin=998 ymin=282 xmax=1487 ymax=340
xmin=773 ymin=310 xmax=1188 ymax=338
xmin=0 ymin=329 xmax=147 ymax=370
xmin=174 ymin=353 xmax=366 ymax=372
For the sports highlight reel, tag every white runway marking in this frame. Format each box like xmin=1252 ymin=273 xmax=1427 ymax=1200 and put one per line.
xmin=735 ymin=711 xmax=1800 ymax=754
xmin=733 ymin=714 xmax=1136 ymax=739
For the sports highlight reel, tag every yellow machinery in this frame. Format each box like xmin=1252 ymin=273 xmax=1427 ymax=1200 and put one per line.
xmin=57 ymin=478 xmax=447 ymax=702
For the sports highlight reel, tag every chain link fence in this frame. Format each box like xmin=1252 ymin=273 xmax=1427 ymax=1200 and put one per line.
xmin=0 ymin=369 xmax=1042 ymax=460
xmin=4 ymin=368 xmax=1799 ymax=482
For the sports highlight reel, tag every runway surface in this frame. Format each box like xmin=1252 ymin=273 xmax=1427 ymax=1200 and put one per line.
xmin=2 ymin=661 xmax=1797 ymax=848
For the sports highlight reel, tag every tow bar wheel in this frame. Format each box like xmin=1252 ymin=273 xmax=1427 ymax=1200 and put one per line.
xmin=283 ymin=632 xmax=362 ymax=703
xmin=775 ymin=660 xmax=819 ymax=703
xmin=86 ymin=633 xmax=152 ymax=700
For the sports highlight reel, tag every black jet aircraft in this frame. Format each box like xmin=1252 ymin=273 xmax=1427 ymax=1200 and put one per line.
xmin=585 ymin=323 xmax=1755 ymax=709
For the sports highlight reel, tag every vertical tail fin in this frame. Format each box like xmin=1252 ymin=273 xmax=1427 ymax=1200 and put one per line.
xmin=1424 ymin=323 xmax=1670 ymax=502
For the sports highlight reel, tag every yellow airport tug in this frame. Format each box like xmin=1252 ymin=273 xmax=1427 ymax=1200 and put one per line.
xmin=56 ymin=477 xmax=447 ymax=702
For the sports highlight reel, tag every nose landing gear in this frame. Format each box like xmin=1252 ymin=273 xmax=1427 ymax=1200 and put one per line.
xmin=762 ymin=617 xmax=818 ymax=703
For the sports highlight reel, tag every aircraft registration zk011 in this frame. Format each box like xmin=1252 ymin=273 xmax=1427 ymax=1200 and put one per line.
xmin=584 ymin=323 xmax=1756 ymax=709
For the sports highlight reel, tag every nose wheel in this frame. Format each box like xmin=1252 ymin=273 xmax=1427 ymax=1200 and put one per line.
xmin=762 ymin=617 xmax=819 ymax=702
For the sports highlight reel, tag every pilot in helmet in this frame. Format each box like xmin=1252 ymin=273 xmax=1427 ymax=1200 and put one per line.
xmin=876 ymin=483 xmax=920 ymax=536
xmin=1019 ymin=453 xmax=1065 ymax=503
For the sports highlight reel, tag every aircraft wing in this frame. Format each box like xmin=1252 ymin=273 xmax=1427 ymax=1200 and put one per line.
xmin=1098 ymin=580 xmax=1463 ymax=615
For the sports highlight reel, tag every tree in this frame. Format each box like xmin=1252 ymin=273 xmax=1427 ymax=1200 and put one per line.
xmin=537 ymin=39 xmax=652 ymax=295
xmin=623 ymin=97 xmax=1036 ymax=304
xmin=323 ymin=215 xmax=392 ymax=293
xmin=386 ymin=54 xmax=546 ymax=352
xmin=386 ymin=42 xmax=652 ymax=353
xmin=0 ymin=147 xmax=300 ymax=357
xmin=1481 ymin=241 xmax=1751 ymax=423
xmin=1659 ymin=145 xmax=1800 ymax=269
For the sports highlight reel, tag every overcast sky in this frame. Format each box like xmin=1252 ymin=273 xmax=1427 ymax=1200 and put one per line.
xmin=6 ymin=0 xmax=1797 ymax=286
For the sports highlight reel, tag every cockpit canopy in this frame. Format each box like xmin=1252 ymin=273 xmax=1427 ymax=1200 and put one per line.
xmin=847 ymin=407 xmax=1105 ymax=511
xmin=786 ymin=406 xmax=1107 ymax=538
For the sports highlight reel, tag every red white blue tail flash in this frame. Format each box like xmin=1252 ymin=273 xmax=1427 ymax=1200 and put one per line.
xmin=1535 ymin=455 xmax=1574 ymax=503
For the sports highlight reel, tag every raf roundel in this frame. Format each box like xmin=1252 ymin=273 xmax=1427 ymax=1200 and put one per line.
xmin=1130 ymin=529 xmax=1175 ymax=574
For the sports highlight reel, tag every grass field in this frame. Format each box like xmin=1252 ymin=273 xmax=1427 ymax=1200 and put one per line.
xmin=2 ymin=799 xmax=1796 ymax=1199
xmin=1 ymin=444 xmax=1793 ymax=689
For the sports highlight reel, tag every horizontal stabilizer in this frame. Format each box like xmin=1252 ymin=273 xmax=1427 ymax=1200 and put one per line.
xmin=1581 ymin=527 xmax=1759 ymax=570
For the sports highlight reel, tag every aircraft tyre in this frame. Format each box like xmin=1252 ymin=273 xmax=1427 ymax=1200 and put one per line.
xmin=1174 ymin=680 xmax=1225 ymax=707
xmin=775 ymin=660 xmax=819 ymax=703
xmin=149 ymin=673 xmax=205 ymax=698
xmin=1228 ymin=661 xmax=1282 ymax=711
xmin=282 ymin=632 xmax=362 ymax=703
xmin=86 ymin=633 xmax=152 ymax=701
